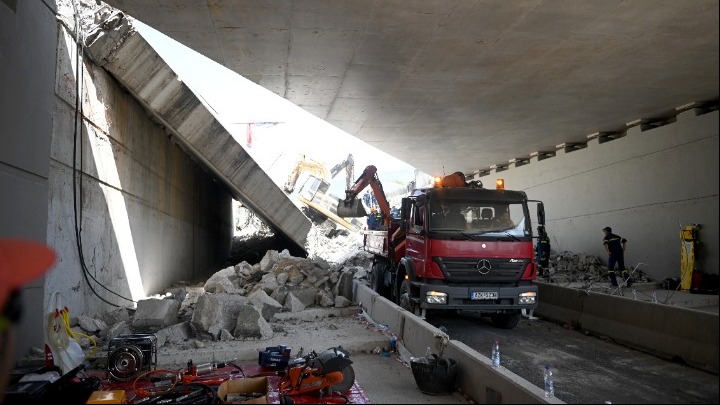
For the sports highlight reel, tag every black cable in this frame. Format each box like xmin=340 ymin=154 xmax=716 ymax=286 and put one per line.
xmin=138 ymin=383 xmax=217 ymax=404
xmin=68 ymin=0 xmax=135 ymax=307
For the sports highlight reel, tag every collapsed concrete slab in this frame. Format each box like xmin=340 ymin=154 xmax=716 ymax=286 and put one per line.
xmin=83 ymin=11 xmax=312 ymax=254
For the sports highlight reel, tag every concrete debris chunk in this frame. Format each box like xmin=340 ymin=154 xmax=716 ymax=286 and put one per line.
xmin=317 ymin=290 xmax=335 ymax=307
xmin=154 ymin=321 xmax=192 ymax=347
xmin=248 ymin=290 xmax=283 ymax=320
xmin=102 ymin=307 xmax=130 ymax=326
xmin=77 ymin=315 xmax=108 ymax=334
xmin=204 ymin=266 xmax=242 ymax=294
xmin=132 ymin=298 xmax=180 ymax=332
xmin=259 ymin=250 xmax=279 ymax=272
xmin=233 ymin=305 xmax=273 ymax=340
xmin=105 ymin=321 xmax=132 ymax=340
xmin=334 ymin=296 xmax=352 ymax=308
xmin=190 ymin=293 xmax=248 ymax=339
xmin=283 ymin=293 xmax=306 ymax=313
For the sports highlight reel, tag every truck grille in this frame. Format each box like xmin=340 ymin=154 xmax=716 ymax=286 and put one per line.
xmin=434 ymin=257 xmax=526 ymax=283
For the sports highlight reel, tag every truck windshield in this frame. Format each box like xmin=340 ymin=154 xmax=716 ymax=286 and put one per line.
xmin=429 ymin=200 xmax=530 ymax=238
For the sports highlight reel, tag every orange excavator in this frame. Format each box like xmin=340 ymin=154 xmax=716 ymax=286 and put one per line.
xmin=336 ymin=165 xmax=391 ymax=228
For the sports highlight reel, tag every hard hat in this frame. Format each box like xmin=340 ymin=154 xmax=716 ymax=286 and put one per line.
xmin=0 ymin=239 xmax=56 ymax=314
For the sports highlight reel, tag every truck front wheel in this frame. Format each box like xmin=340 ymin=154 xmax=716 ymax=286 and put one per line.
xmin=490 ymin=312 xmax=521 ymax=329
xmin=398 ymin=280 xmax=415 ymax=313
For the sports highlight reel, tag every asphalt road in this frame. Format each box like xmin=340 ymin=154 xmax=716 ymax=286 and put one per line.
xmin=424 ymin=311 xmax=719 ymax=404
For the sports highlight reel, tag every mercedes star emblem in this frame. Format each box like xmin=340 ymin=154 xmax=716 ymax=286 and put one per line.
xmin=476 ymin=259 xmax=492 ymax=274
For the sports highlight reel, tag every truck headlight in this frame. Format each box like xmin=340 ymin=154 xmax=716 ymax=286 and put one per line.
xmin=425 ymin=291 xmax=447 ymax=304
xmin=518 ymin=291 xmax=537 ymax=305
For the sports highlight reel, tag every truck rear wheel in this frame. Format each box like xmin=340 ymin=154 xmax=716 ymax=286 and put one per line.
xmin=491 ymin=312 xmax=521 ymax=329
xmin=371 ymin=261 xmax=389 ymax=297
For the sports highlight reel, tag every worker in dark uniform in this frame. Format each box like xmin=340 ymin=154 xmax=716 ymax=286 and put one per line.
xmin=602 ymin=226 xmax=628 ymax=287
xmin=366 ymin=207 xmax=382 ymax=230
xmin=535 ymin=229 xmax=551 ymax=278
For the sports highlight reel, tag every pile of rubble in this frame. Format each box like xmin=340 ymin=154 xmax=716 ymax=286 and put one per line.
xmin=40 ymin=221 xmax=375 ymax=361
xmin=546 ymin=251 xmax=650 ymax=283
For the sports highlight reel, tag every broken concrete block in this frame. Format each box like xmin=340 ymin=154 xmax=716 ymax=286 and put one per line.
xmin=313 ymin=256 xmax=331 ymax=270
xmin=317 ymin=290 xmax=334 ymax=307
xmin=155 ymin=321 xmax=193 ymax=347
xmin=259 ymin=250 xmax=279 ymax=272
xmin=233 ymin=305 xmax=273 ymax=340
xmin=77 ymin=315 xmax=107 ymax=334
xmin=276 ymin=272 xmax=289 ymax=285
xmin=270 ymin=289 xmax=288 ymax=306
xmin=248 ymin=290 xmax=282 ymax=320
xmin=102 ymin=307 xmax=130 ymax=326
xmin=132 ymin=298 xmax=180 ymax=332
xmin=283 ymin=293 xmax=305 ymax=313
xmin=286 ymin=266 xmax=305 ymax=285
xmin=105 ymin=321 xmax=132 ymax=339
xmin=190 ymin=293 xmax=248 ymax=339
xmin=220 ymin=329 xmax=234 ymax=341
xmin=258 ymin=272 xmax=280 ymax=291
xmin=281 ymin=286 xmax=317 ymax=308
xmin=334 ymin=296 xmax=352 ymax=308
xmin=333 ymin=270 xmax=354 ymax=300
xmin=204 ymin=266 xmax=242 ymax=294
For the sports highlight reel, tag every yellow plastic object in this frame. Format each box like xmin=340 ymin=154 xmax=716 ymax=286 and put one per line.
xmin=86 ymin=390 xmax=127 ymax=404
xmin=680 ymin=224 xmax=699 ymax=291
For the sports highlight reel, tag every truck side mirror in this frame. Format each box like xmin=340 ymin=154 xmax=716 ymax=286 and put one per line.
xmin=537 ymin=202 xmax=545 ymax=226
xmin=400 ymin=198 xmax=411 ymax=220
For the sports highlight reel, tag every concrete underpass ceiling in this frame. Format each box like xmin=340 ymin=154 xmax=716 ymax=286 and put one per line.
xmin=100 ymin=0 xmax=719 ymax=177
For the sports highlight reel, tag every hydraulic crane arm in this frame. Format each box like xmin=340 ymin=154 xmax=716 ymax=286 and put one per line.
xmin=329 ymin=153 xmax=355 ymax=191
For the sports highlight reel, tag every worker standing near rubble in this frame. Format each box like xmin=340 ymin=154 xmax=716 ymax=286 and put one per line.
xmin=602 ymin=226 xmax=628 ymax=287
xmin=536 ymin=230 xmax=551 ymax=278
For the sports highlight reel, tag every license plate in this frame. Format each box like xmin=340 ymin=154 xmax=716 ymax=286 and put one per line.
xmin=471 ymin=291 xmax=498 ymax=300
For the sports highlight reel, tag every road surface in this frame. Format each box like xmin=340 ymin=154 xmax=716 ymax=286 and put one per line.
xmin=424 ymin=311 xmax=719 ymax=404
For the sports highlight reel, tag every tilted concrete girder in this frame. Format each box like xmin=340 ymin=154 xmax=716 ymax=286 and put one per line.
xmin=84 ymin=13 xmax=311 ymax=252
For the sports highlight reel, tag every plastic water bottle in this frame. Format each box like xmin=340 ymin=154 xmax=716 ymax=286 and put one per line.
xmin=389 ymin=334 xmax=397 ymax=352
xmin=491 ymin=340 xmax=500 ymax=368
xmin=544 ymin=365 xmax=555 ymax=398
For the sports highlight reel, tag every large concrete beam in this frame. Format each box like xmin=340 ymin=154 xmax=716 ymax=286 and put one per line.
xmin=83 ymin=13 xmax=311 ymax=252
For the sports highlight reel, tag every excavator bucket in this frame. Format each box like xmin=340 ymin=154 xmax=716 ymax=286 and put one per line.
xmin=336 ymin=198 xmax=367 ymax=218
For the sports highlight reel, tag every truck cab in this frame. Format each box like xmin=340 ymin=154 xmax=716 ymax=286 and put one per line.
xmin=392 ymin=186 xmax=543 ymax=328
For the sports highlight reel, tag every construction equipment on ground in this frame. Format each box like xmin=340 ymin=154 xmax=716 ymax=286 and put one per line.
xmin=337 ymin=167 xmax=546 ymax=329
xmin=283 ymin=154 xmax=332 ymax=195
xmin=284 ymin=153 xmax=360 ymax=232
xmin=680 ymin=223 xmax=700 ymax=291
xmin=329 ymin=153 xmax=355 ymax=192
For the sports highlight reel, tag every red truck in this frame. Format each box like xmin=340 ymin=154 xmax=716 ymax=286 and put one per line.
xmin=337 ymin=166 xmax=545 ymax=329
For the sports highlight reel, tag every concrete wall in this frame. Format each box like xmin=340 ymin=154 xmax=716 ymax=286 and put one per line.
xmin=1 ymin=1 xmax=233 ymax=361
xmin=1 ymin=0 xmax=58 ymax=362
xmin=477 ymin=109 xmax=719 ymax=282
xmin=45 ymin=21 xmax=233 ymax=318
xmin=536 ymin=283 xmax=719 ymax=373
